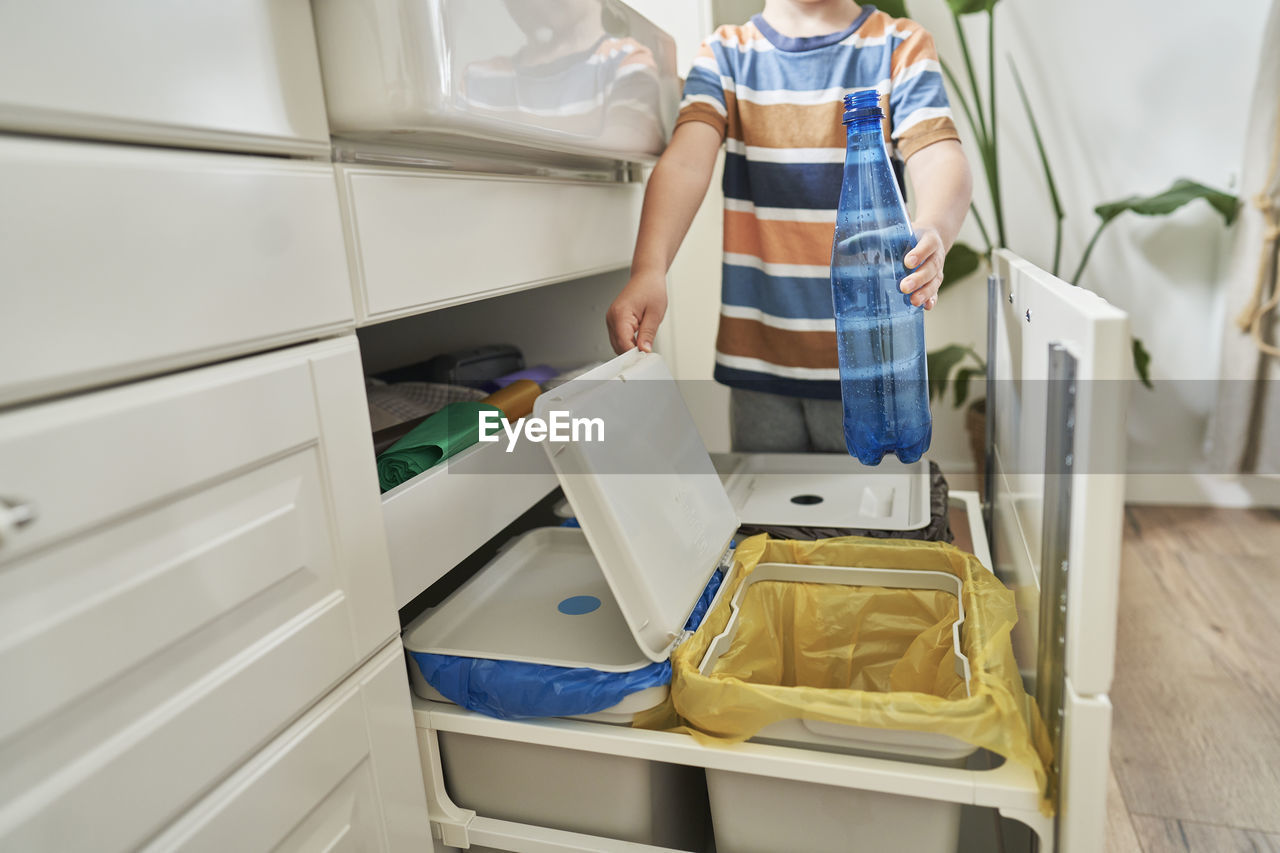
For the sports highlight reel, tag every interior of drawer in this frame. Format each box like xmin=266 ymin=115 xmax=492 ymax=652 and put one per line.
xmin=359 ymin=272 xmax=623 ymax=609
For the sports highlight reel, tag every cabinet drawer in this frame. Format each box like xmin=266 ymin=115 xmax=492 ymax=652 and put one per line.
xmin=141 ymin=642 xmax=431 ymax=853
xmin=0 ymin=0 xmax=330 ymax=154
xmin=0 ymin=137 xmax=355 ymax=407
xmin=382 ymin=435 xmax=557 ymax=608
xmin=338 ymin=166 xmax=642 ymax=324
xmin=0 ymin=337 xmax=399 ymax=853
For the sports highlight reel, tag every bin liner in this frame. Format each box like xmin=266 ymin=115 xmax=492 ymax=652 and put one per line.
xmin=735 ymin=461 xmax=953 ymax=543
xmin=376 ymin=401 xmax=502 ymax=492
xmin=657 ymin=535 xmax=1055 ymax=813
xmin=410 ymin=568 xmax=724 ymax=721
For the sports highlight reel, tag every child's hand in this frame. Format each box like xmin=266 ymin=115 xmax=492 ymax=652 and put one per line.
xmin=901 ymin=224 xmax=946 ymax=310
xmin=606 ymin=271 xmax=668 ymax=354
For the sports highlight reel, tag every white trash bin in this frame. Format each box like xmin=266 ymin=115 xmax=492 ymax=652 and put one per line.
xmin=695 ymin=561 xmax=977 ymax=853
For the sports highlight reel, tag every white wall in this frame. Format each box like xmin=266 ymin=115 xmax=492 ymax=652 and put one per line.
xmin=910 ymin=0 xmax=1270 ymax=480
xmin=629 ymin=0 xmax=1272 ymax=477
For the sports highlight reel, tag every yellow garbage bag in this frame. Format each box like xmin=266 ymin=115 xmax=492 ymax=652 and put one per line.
xmin=657 ymin=534 xmax=1055 ymax=814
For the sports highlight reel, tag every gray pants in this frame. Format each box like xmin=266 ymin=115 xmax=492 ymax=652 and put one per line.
xmin=729 ymin=387 xmax=846 ymax=453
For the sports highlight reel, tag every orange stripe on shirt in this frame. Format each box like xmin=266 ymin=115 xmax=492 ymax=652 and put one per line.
xmin=891 ymin=28 xmax=939 ymax=77
xmin=724 ymin=211 xmax=836 ymax=266
xmin=716 ymin=317 xmax=838 ymax=370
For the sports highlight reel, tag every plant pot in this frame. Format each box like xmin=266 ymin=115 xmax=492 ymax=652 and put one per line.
xmin=965 ymin=398 xmax=986 ymax=497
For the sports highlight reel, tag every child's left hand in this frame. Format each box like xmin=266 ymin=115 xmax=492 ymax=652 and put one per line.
xmin=901 ymin=224 xmax=946 ymax=310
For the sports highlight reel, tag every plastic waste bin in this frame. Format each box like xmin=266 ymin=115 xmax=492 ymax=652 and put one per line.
xmin=402 ymin=351 xmax=1033 ymax=853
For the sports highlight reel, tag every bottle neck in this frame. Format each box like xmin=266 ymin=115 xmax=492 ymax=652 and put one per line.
xmin=845 ymin=117 xmax=883 ymax=137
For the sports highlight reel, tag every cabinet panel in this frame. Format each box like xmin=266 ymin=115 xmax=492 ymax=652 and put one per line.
xmin=143 ymin=642 xmax=432 ymax=853
xmin=338 ymin=166 xmax=642 ymax=324
xmin=0 ymin=137 xmax=354 ymax=407
xmin=0 ymin=338 xmax=400 ymax=853
xmin=0 ymin=0 xmax=331 ymax=154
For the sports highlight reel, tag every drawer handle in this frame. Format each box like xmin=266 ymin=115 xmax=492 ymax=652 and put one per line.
xmin=0 ymin=497 xmax=36 ymax=545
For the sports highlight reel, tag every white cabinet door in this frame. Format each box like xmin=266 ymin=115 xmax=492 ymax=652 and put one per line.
xmin=0 ymin=137 xmax=355 ymax=407
xmin=0 ymin=337 xmax=399 ymax=853
xmin=143 ymin=642 xmax=432 ymax=853
xmin=0 ymin=0 xmax=331 ymax=155
xmin=336 ymin=165 xmax=642 ymax=324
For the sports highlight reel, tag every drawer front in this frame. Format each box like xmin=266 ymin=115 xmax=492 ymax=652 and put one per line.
xmin=0 ymin=137 xmax=355 ymax=408
xmin=382 ymin=437 xmax=557 ymax=608
xmin=141 ymin=643 xmax=431 ymax=853
xmin=0 ymin=0 xmax=330 ymax=154
xmin=0 ymin=338 xmax=399 ymax=853
xmin=338 ymin=166 xmax=642 ymax=323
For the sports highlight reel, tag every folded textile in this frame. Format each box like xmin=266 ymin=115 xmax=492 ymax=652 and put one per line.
xmin=376 ymin=401 xmax=503 ymax=492
xmin=365 ymin=379 xmax=487 ymax=432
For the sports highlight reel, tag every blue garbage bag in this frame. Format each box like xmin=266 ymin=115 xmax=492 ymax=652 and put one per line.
xmin=411 ymin=568 xmax=725 ymax=720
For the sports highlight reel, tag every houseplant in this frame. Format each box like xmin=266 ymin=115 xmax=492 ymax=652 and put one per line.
xmin=883 ymin=0 xmax=1240 ymax=473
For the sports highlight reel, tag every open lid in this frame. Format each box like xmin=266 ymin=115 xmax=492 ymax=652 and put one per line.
xmin=533 ymin=350 xmax=738 ymax=662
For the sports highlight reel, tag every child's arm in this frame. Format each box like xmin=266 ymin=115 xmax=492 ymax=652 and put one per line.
xmin=607 ymin=120 xmax=723 ymax=354
xmin=899 ymin=139 xmax=974 ymax=309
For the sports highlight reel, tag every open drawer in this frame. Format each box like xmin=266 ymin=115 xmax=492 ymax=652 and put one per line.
xmin=311 ymin=0 xmax=679 ymax=166
xmin=409 ymin=252 xmax=1131 ymax=853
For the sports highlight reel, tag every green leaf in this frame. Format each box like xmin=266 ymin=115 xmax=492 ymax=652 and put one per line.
xmin=926 ymin=344 xmax=970 ymax=401
xmin=1132 ymin=336 xmax=1153 ymax=390
xmin=875 ymin=0 xmax=911 ymax=18
xmin=945 ymin=0 xmax=999 ymax=14
xmin=1095 ymin=179 xmax=1240 ymax=227
xmin=1008 ymin=56 xmax=1065 ymax=274
xmin=953 ymin=367 xmax=979 ymax=408
xmin=940 ymin=242 xmax=982 ymax=292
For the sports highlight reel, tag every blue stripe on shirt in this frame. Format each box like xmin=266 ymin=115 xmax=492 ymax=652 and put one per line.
xmin=723 ymin=152 xmax=843 ymax=210
xmin=682 ymin=65 xmax=727 ymax=106
xmin=722 ymin=264 xmax=834 ymax=320
xmin=889 ymin=70 xmax=950 ymax=122
xmin=710 ymin=43 xmax=896 ymax=93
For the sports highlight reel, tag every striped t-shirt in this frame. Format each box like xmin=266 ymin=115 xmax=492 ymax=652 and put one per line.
xmin=677 ymin=6 xmax=959 ymax=399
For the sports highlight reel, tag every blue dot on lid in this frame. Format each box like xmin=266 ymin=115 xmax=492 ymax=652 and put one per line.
xmin=558 ymin=595 xmax=601 ymax=615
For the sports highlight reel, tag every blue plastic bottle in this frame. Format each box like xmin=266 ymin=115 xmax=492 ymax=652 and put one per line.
xmin=831 ymin=90 xmax=931 ymax=465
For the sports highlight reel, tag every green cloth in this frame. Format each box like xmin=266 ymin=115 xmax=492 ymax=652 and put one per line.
xmin=377 ymin=401 xmax=503 ymax=492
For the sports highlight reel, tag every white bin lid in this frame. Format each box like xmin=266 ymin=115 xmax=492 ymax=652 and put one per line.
xmin=534 ymin=350 xmax=738 ymax=663
xmin=718 ymin=453 xmax=932 ymax=530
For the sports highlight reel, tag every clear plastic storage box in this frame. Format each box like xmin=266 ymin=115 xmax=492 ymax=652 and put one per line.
xmin=311 ymin=0 xmax=681 ymax=164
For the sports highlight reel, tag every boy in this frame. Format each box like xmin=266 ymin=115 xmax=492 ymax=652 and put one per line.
xmin=606 ymin=0 xmax=973 ymax=452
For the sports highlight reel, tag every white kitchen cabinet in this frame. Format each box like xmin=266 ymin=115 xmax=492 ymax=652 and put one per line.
xmin=0 ymin=337 xmax=400 ymax=853
xmin=0 ymin=0 xmax=331 ymax=156
xmin=0 ymin=136 xmax=355 ymax=408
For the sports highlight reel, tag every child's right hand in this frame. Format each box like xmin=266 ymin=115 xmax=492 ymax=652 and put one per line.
xmin=606 ymin=271 xmax=668 ymax=354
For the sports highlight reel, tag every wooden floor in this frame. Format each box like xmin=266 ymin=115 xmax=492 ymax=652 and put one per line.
xmin=1106 ymin=506 xmax=1280 ymax=853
